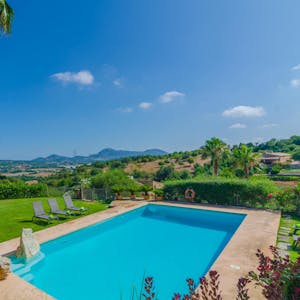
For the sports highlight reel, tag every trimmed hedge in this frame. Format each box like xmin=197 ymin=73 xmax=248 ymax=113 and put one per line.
xmin=163 ymin=177 xmax=278 ymax=208
xmin=270 ymin=175 xmax=300 ymax=182
xmin=0 ymin=182 xmax=47 ymax=199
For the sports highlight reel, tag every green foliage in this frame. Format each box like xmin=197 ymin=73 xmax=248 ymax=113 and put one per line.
xmin=0 ymin=182 xmax=47 ymax=199
xmin=232 ymin=144 xmax=260 ymax=178
xmin=252 ymin=135 xmax=300 ymax=154
xmin=132 ymin=169 xmax=153 ymax=181
xmin=163 ymin=177 xmax=278 ymax=207
xmin=0 ymin=0 xmax=14 ymax=34
xmin=154 ymin=165 xmax=176 ymax=181
xmin=292 ymin=151 xmax=300 ymax=160
xmin=153 ymin=189 xmax=164 ymax=196
xmin=201 ymin=137 xmax=228 ymax=176
xmin=266 ymin=184 xmax=300 ymax=214
xmin=270 ymin=164 xmax=283 ymax=175
xmin=218 ymin=167 xmax=236 ymax=178
xmin=270 ymin=175 xmax=300 ymax=182
xmin=109 ymin=160 xmax=125 ymax=169
xmin=91 ymin=169 xmax=135 ymax=193
xmin=187 ymin=157 xmax=194 ymax=164
xmin=154 ymin=165 xmax=192 ymax=182
xmin=140 ymin=184 xmax=152 ymax=193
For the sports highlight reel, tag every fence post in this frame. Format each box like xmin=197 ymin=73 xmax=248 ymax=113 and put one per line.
xmin=81 ymin=183 xmax=84 ymax=200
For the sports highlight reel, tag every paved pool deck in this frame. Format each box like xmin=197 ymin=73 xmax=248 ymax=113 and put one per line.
xmin=0 ymin=201 xmax=280 ymax=300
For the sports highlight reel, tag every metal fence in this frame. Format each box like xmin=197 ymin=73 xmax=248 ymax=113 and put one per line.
xmin=46 ymin=186 xmax=114 ymax=202
xmin=46 ymin=186 xmax=156 ymax=202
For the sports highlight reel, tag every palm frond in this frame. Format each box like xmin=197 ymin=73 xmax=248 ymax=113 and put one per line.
xmin=0 ymin=0 xmax=14 ymax=35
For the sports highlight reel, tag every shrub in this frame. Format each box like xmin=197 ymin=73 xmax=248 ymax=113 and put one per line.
xmin=249 ymin=246 xmax=300 ymax=300
xmin=139 ymin=247 xmax=300 ymax=300
xmin=270 ymin=164 xmax=283 ymax=175
xmin=187 ymin=157 xmax=194 ymax=164
xmin=92 ymin=169 xmax=136 ymax=195
xmin=265 ymin=183 xmax=300 ymax=214
xmin=292 ymin=150 xmax=300 ymax=160
xmin=154 ymin=165 xmax=175 ymax=181
xmin=154 ymin=189 xmax=164 ymax=197
xmin=0 ymin=182 xmax=47 ymax=200
xmin=163 ymin=177 xmax=278 ymax=207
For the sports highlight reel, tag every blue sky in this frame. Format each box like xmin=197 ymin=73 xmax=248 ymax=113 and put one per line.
xmin=1 ymin=0 xmax=300 ymax=159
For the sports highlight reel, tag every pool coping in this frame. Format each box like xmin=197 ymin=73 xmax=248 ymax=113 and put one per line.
xmin=0 ymin=201 xmax=280 ymax=300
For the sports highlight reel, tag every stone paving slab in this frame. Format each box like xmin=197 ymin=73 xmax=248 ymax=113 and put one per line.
xmin=278 ymin=249 xmax=288 ymax=257
xmin=277 ymin=242 xmax=291 ymax=250
xmin=277 ymin=236 xmax=290 ymax=242
xmin=279 ymin=228 xmax=290 ymax=233
xmin=278 ymin=232 xmax=290 ymax=236
xmin=280 ymin=226 xmax=291 ymax=231
xmin=282 ymin=215 xmax=292 ymax=219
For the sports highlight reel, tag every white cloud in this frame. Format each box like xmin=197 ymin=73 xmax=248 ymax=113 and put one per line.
xmin=229 ymin=123 xmax=247 ymax=129
xmin=113 ymin=78 xmax=123 ymax=87
xmin=290 ymin=79 xmax=300 ymax=88
xmin=139 ymin=102 xmax=152 ymax=110
xmin=51 ymin=70 xmax=94 ymax=86
xmin=260 ymin=123 xmax=278 ymax=128
xmin=118 ymin=107 xmax=133 ymax=113
xmin=291 ymin=64 xmax=300 ymax=71
xmin=222 ymin=106 xmax=265 ymax=118
xmin=159 ymin=91 xmax=185 ymax=103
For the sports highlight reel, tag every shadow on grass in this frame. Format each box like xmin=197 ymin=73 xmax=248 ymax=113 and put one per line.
xmin=19 ymin=219 xmax=52 ymax=226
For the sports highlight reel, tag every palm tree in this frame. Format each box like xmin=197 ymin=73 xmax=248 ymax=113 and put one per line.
xmin=201 ymin=137 xmax=228 ymax=176
xmin=0 ymin=0 xmax=14 ymax=34
xmin=233 ymin=144 xmax=260 ymax=179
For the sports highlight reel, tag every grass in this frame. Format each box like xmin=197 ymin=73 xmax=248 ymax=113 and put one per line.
xmin=0 ymin=197 xmax=108 ymax=243
xmin=280 ymin=168 xmax=300 ymax=173
xmin=279 ymin=214 xmax=300 ymax=261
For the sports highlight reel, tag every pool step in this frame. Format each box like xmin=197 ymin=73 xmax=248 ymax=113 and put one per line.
xmin=10 ymin=252 xmax=45 ymax=281
xmin=22 ymin=273 xmax=34 ymax=282
xmin=10 ymin=263 xmax=25 ymax=272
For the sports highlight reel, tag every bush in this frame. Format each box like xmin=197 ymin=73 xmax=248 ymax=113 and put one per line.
xmin=266 ymin=183 xmax=300 ymax=214
xmin=292 ymin=150 xmax=300 ymax=160
xmin=163 ymin=177 xmax=278 ymax=207
xmin=0 ymin=182 xmax=47 ymax=199
xmin=270 ymin=164 xmax=283 ymax=175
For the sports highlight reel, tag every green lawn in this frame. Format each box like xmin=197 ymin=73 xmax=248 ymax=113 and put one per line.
xmin=0 ymin=197 xmax=108 ymax=243
xmin=280 ymin=215 xmax=300 ymax=261
xmin=280 ymin=168 xmax=300 ymax=173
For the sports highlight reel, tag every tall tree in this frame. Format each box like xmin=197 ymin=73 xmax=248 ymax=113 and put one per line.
xmin=233 ymin=144 xmax=260 ymax=179
xmin=201 ymin=137 xmax=227 ymax=176
xmin=0 ymin=0 xmax=14 ymax=34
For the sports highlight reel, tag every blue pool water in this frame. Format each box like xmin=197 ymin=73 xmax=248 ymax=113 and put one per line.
xmin=11 ymin=204 xmax=245 ymax=300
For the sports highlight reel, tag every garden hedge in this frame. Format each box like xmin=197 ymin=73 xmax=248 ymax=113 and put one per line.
xmin=163 ymin=177 xmax=278 ymax=208
xmin=0 ymin=182 xmax=47 ymax=199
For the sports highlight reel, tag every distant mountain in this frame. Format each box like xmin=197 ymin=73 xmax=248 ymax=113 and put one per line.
xmin=30 ymin=148 xmax=167 ymax=165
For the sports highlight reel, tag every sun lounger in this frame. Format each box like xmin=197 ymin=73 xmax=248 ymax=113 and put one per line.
xmin=63 ymin=193 xmax=88 ymax=214
xmin=32 ymin=201 xmax=58 ymax=223
xmin=48 ymin=198 xmax=71 ymax=216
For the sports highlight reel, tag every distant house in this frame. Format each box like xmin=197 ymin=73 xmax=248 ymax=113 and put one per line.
xmin=25 ymin=180 xmax=39 ymax=185
xmin=260 ymin=152 xmax=292 ymax=165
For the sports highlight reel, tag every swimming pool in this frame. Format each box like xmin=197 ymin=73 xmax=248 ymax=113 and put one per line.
xmin=11 ymin=204 xmax=245 ymax=299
